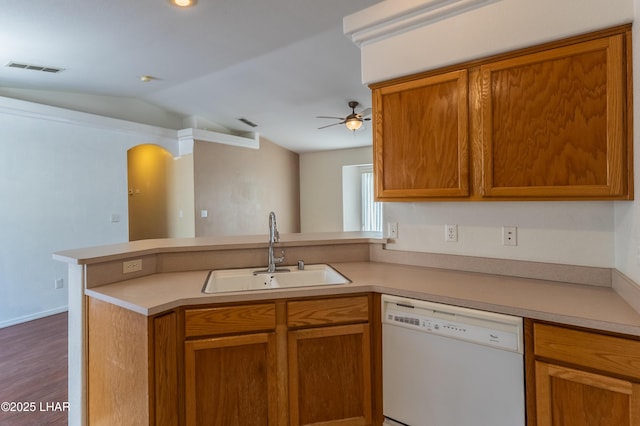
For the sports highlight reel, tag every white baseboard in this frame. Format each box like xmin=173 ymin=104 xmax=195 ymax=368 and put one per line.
xmin=0 ymin=306 xmax=68 ymax=329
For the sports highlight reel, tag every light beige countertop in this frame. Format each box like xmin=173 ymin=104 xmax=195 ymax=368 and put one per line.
xmin=86 ymin=260 xmax=640 ymax=337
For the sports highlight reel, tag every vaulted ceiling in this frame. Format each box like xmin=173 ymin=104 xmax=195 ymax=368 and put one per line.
xmin=0 ymin=0 xmax=381 ymax=152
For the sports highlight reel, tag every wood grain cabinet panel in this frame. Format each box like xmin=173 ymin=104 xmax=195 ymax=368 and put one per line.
xmin=535 ymin=361 xmax=640 ymax=426
xmin=288 ymin=324 xmax=372 ymax=426
xmin=87 ymin=298 xmax=180 ymax=426
xmin=480 ymin=34 xmax=631 ymax=198
xmin=184 ymin=303 xmax=276 ymax=337
xmin=287 ymin=295 xmax=369 ymax=327
xmin=153 ymin=311 xmax=180 ymax=426
xmin=184 ymin=333 xmax=278 ymax=426
xmin=372 ymin=69 xmax=470 ymax=200
xmin=531 ymin=322 xmax=640 ymax=426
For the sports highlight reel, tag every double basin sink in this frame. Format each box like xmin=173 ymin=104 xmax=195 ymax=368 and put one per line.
xmin=202 ymin=264 xmax=350 ymax=293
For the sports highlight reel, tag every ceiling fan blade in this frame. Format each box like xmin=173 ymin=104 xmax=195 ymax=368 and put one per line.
xmin=358 ymin=107 xmax=372 ymax=117
xmin=316 ymin=115 xmax=345 ymax=120
xmin=318 ymin=121 xmax=346 ymax=130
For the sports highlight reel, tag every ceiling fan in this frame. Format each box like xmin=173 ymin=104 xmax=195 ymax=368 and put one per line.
xmin=317 ymin=101 xmax=372 ymax=131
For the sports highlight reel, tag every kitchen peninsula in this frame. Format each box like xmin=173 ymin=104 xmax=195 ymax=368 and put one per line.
xmin=54 ymin=232 xmax=640 ymax=425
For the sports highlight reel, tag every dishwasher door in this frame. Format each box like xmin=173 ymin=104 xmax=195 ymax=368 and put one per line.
xmin=382 ymin=295 xmax=525 ymax=426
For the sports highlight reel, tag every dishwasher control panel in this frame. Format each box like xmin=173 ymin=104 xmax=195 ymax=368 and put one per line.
xmin=382 ymin=295 xmax=523 ymax=353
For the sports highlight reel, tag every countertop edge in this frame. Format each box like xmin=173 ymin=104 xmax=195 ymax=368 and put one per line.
xmin=54 ymin=232 xmax=385 ymax=264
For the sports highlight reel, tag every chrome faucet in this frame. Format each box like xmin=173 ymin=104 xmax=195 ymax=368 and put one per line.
xmin=255 ymin=211 xmax=288 ymax=274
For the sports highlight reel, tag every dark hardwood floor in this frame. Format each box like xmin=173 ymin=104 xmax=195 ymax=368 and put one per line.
xmin=0 ymin=312 xmax=68 ymax=426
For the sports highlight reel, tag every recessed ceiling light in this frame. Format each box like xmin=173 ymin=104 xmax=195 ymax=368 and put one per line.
xmin=170 ymin=0 xmax=197 ymax=7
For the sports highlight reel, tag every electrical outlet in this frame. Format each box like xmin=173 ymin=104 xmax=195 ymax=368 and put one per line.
xmin=502 ymin=226 xmax=517 ymax=246
xmin=388 ymin=222 xmax=398 ymax=239
xmin=445 ymin=224 xmax=458 ymax=242
xmin=54 ymin=278 xmax=64 ymax=289
xmin=123 ymin=259 xmax=143 ymax=274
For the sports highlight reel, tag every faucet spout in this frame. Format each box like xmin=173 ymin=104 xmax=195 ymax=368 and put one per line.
xmin=269 ymin=211 xmax=279 ymax=245
xmin=266 ymin=211 xmax=286 ymax=273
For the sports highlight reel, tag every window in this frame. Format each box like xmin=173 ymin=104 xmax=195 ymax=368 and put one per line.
xmin=361 ymin=167 xmax=382 ymax=232
xmin=342 ymin=164 xmax=382 ymax=233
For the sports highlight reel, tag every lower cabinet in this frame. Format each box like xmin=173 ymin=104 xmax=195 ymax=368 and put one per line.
xmin=183 ymin=294 xmax=375 ymax=426
xmin=286 ymin=296 xmax=373 ymax=425
xmin=288 ymin=321 xmax=372 ymax=426
xmin=96 ymin=294 xmax=640 ymax=425
xmin=87 ymin=294 xmax=377 ymax=425
xmin=529 ymin=321 xmax=640 ymax=426
xmin=184 ymin=332 xmax=278 ymax=426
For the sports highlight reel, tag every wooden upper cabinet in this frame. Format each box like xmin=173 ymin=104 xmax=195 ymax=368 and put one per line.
xmin=479 ymin=33 xmax=631 ymax=199
xmin=372 ymin=69 xmax=470 ymax=200
xmin=370 ymin=25 xmax=633 ymax=201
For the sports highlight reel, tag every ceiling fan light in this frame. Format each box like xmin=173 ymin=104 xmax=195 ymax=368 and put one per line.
xmin=345 ymin=117 xmax=362 ymax=131
xmin=170 ymin=0 xmax=197 ymax=7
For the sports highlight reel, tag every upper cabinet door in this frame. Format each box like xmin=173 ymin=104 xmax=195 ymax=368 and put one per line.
xmin=372 ymin=69 xmax=469 ymax=200
xmin=479 ymin=34 xmax=631 ymax=199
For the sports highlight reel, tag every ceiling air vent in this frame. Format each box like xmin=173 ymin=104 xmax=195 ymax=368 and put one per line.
xmin=238 ymin=117 xmax=258 ymax=128
xmin=5 ymin=62 xmax=64 ymax=73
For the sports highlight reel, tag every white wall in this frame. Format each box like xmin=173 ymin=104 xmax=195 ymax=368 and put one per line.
xmin=167 ymin=154 xmax=196 ymax=238
xmin=350 ymin=0 xmax=633 ymax=84
xmin=384 ymin=202 xmax=615 ymax=267
xmin=300 ymin=147 xmax=372 ymax=232
xmin=301 ymin=145 xmax=615 ymax=268
xmin=614 ymin=1 xmax=640 ymax=283
xmin=0 ymin=97 xmax=177 ymax=327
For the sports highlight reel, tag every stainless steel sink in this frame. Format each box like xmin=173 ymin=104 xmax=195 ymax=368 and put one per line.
xmin=202 ymin=264 xmax=350 ymax=293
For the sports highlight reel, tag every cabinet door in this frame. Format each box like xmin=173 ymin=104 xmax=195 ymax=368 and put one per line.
xmin=535 ymin=361 xmax=640 ymax=426
xmin=479 ymin=34 xmax=630 ymax=198
xmin=184 ymin=332 xmax=278 ymax=426
xmin=372 ymin=69 xmax=469 ymax=200
xmin=288 ymin=323 xmax=372 ymax=426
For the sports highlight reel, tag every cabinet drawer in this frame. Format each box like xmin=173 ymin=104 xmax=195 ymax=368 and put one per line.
xmin=534 ymin=323 xmax=640 ymax=380
xmin=287 ymin=296 xmax=369 ymax=328
xmin=185 ymin=303 xmax=276 ymax=338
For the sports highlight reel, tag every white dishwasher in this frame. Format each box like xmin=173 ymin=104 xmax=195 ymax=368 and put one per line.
xmin=382 ymin=295 xmax=525 ymax=426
